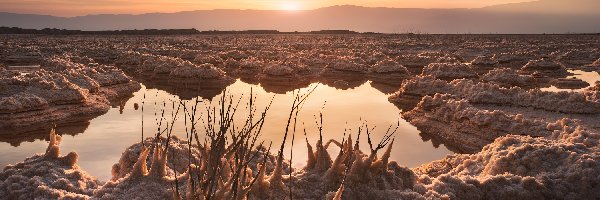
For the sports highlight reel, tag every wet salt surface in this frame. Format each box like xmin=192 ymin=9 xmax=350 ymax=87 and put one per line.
xmin=0 ymin=79 xmax=451 ymax=181
xmin=541 ymin=70 xmax=600 ymax=92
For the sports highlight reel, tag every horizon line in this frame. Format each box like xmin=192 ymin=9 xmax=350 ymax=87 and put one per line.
xmin=0 ymin=4 xmax=502 ymax=18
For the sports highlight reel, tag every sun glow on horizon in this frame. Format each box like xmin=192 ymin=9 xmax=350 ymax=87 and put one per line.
xmin=0 ymin=0 xmax=535 ymax=17
xmin=280 ymin=1 xmax=301 ymax=10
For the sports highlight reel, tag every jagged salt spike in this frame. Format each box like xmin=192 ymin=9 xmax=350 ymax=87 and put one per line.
xmin=324 ymin=147 xmax=347 ymax=188
xmin=45 ymin=128 xmax=61 ymax=158
xmin=347 ymin=151 xmax=366 ymax=181
xmin=380 ymin=139 xmax=394 ymax=168
xmin=345 ymin=134 xmax=353 ymax=152
xmin=150 ymin=144 xmax=167 ymax=177
xmin=268 ymin=155 xmax=285 ymax=189
xmin=150 ymin=145 xmax=159 ymax=170
xmin=48 ymin=128 xmax=57 ymax=147
xmin=305 ymin=140 xmax=316 ymax=170
xmin=315 ymin=139 xmax=333 ymax=172
xmin=130 ymin=147 xmax=150 ymax=178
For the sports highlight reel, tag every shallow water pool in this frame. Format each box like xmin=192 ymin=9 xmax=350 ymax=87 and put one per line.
xmin=0 ymin=79 xmax=451 ymax=181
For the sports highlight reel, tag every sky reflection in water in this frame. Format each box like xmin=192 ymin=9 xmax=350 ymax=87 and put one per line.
xmin=0 ymin=79 xmax=452 ymax=181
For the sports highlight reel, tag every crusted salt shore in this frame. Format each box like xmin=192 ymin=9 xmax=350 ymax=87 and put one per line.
xmin=370 ymin=59 xmax=411 ymax=75
xmin=414 ymin=134 xmax=600 ymax=199
xmin=550 ymin=77 xmax=591 ymax=89
xmin=3 ymin=122 xmax=599 ymax=199
xmin=0 ymin=130 xmax=100 ymax=199
xmin=584 ymin=81 xmax=600 ymax=102
xmin=390 ymin=75 xmax=600 ymax=114
xmin=0 ymin=56 xmax=140 ymax=132
xmin=480 ymin=68 xmax=538 ymax=88
xmin=581 ymin=58 xmax=600 ymax=72
xmin=421 ymin=62 xmax=478 ymax=80
xmin=327 ymin=58 xmax=368 ymax=73
xmin=401 ymin=93 xmax=593 ymax=152
xmin=470 ymin=55 xmax=498 ymax=67
xmin=3 ymin=34 xmax=600 ymax=200
xmin=521 ymin=58 xmax=571 ymax=77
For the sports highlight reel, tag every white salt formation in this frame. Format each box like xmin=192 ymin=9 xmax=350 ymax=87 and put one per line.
xmin=584 ymin=81 xmax=600 ymax=102
xmin=421 ymin=62 xmax=478 ymax=80
xmin=328 ymin=58 xmax=368 ymax=73
xmin=370 ymin=59 xmax=411 ymax=75
xmin=395 ymin=54 xmax=436 ymax=68
xmin=2 ymin=34 xmax=600 ymax=200
xmin=558 ymin=49 xmax=600 ymax=68
xmin=0 ymin=55 xmax=140 ymax=132
xmin=0 ymin=129 xmax=100 ymax=199
xmin=521 ymin=58 xmax=570 ymax=77
xmin=402 ymin=93 xmax=579 ymax=152
xmin=480 ymin=68 xmax=537 ymax=88
xmin=3 ymin=123 xmax=598 ymax=199
xmin=390 ymin=75 xmax=600 ymax=114
xmin=550 ymin=77 xmax=590 ymax=89
xmin=581 ymin=58 xmax=600 ymax=72
xmin=470 ymin=55 xmax=498 ymax=66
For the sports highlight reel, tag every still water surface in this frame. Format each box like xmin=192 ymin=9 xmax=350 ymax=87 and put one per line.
xmin=0 ymin=79 xmax=453 ymax=181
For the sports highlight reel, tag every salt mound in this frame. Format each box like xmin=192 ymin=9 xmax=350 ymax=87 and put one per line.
xmin=521 ymin=58 xmax=570 ymax=77
xmin=0 ymin=55 xmax=140 ymax=131
xmin=492 ymin=52 xmax=528 ymax=65
xmin=262 ymin=62 xmax=294 ymax=76
xmin=329 ymin=57 xmax=367 ymax=72
xmin=558 ymin=49 xmax=600 ymax=68
xmin=395 ymin=54 xmax=436 ymax=68
xmin=220 ymin=50 xmax=249 ymax=60
xmin=584 ymin=81 xmax=600 ymax=102
xmin=421 ymin=62 xmax=478 ymax=80
xmin=193 ymin=54 xmax=223 ymax=66
xmin=0 ymin=69 xmax=89 ymax=113
xmin=481 ymin=68 xmax=537 ymax=88
xmin=550 ymin=77 xmax=590 ymax=89
xmin=416 ymin=134 xmax=600 ymax=199
xmin=390 ymin=76 xmax=600 ymax=114
xmin=402 ymin=93 xmax=564 ymax=152
xmin=471 ymin=55 xmax=498 ymax=66
xmin=238 ymin=57 xmax=263 ymax=71
xmin=370 ymin=59 xmax=410 ymax=75
xmin=581 ymin=58 xmax=600 ymax=72
xmin=0 ymin=130 xmax=100 ymax=199
xmin=170 ymin=63 xmax=227 ymax=79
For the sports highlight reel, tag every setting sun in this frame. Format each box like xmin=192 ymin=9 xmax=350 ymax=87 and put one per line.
xmin=280 ymin=1 xmax=301 ymax=10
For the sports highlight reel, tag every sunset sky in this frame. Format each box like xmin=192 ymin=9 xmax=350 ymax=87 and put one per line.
xmin=0 ymin=0 xmax=533 ymax=17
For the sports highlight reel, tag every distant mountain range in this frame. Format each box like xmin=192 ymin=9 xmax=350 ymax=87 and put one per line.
xmin=1 ymin=0 xmax=599 ymax=34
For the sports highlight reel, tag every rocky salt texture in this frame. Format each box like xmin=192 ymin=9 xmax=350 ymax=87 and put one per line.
xmin=0 ymin=130 xmax=100 ymax=199
xmin=581 ymin=58 xmax=600 ymax=72
xmin=3 ymin=123 xmax=599 ymax=199
xmin=390 ymin=74 xmax=600 ymax=154
xmin=584 ymin=81 xmax=600 ymax=102
xmin=114 ymin=53 xmax=234 ymax=99
xmin=480 ymin=68 xmax=538 ymax=88
xmin=401 ymin=93 xmax=587 ymax=152
xmin=2 ymin=34 xmax=600 ymax=199
xmin=550 ymin=77 xmax=590 ymax=89
xmin=521 ymin=58 xmax=571 ymax=77
xmin=421 ymin=62 xmax=478 ymax=80
xmin=414 ymin=134 xmax=600 ymax=199
xmin=0 ymin=56 xmax=140 ymax=132
xmin=390 ymin=75 xmax=600 ymax=114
